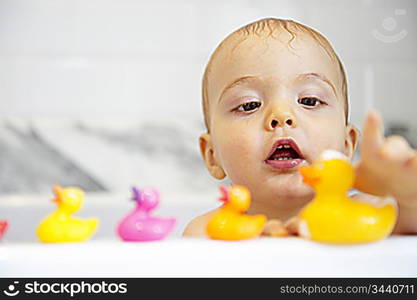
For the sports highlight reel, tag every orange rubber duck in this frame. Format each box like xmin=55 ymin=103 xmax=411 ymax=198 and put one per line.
xmin=206 ymin=185 xmax=266 ymax=241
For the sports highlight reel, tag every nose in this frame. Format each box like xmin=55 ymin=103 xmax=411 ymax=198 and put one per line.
xmin=265 ymin=109 xmax=297 ymax=131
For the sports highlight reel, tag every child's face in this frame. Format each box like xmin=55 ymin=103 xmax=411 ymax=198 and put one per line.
xmin=201 ymin=30 xmax=358 ymax=212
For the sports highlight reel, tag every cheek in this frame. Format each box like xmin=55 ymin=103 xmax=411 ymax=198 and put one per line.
xmin=302 ymin=114 xmax=347 ymax=156
xmin=212 ymin=123 xmax=262 ymax=176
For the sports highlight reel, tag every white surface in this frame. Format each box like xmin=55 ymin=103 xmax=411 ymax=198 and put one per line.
xmin=1 ymin=237 xmax=417 ymax=277
xmin=0 ymin=0 xmax=416 ymax=128
xmin=1 ymin=194 xmax=417 ymax=277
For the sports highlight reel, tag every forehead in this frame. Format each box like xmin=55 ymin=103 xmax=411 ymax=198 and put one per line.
xmin=208 ymin=31 xmax=343 ymax=102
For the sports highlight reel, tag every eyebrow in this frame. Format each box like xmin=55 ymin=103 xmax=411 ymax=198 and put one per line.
xmin=218 ymin=76 xmax=257 ymax=102
xmin=296 ymin=72 xmax=337 ymax=96
xmin=218 ymin=72 xmax=337 ymax=103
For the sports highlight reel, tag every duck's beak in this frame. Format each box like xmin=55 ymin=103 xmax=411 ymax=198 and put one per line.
xmin=219 ymin=184 xmax=229 ymax=203
xmin=299 ymin=166 xmax=320 ymax=187
xmin=52 ymin=185 xmax=63 ymax=203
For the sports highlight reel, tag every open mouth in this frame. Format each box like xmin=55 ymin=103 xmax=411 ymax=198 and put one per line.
xmin=265 ymin=138 xmax=305 ymax=169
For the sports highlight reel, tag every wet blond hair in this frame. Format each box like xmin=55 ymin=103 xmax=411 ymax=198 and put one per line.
xmin=202 ymin=18 xmax=348 ymax=131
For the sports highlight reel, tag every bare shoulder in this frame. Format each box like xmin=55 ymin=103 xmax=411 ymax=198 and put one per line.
xmin=182 ymin=209 xmax=219 ymax=238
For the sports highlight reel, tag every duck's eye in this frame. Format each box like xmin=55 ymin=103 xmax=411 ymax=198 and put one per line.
xmin=235 ymin=101 xmax=261 ymax=112
xmin=298 ymin=97 xmax=324 ymax=107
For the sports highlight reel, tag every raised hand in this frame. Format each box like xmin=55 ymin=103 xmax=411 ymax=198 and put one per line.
xmin=354 ymin=110 xmax=417 ymax=207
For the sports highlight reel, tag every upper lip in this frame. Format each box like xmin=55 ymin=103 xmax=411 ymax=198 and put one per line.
xmin=265 ymin=138 xmax=304 ymax=161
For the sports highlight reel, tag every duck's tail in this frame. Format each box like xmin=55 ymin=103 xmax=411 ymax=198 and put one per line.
xmin=239 ymin=215 xmax=267 ymax=238
xmin=376 ymin=196 xmax=398 ymax=235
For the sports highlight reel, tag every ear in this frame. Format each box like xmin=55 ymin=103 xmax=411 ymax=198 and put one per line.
xmin=199 ymin=133 xmax=226 ymax=180
xmin=344 ymin=123 xmax=360 ymax=159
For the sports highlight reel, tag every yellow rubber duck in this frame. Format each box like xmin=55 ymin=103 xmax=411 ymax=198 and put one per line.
xmin=36 ymin=185 xmax=99 ymax=243
xmin=206 ymin=185 xmax=266 ymax=241
xmin=298 ymin=150 xmax=397 ymax=244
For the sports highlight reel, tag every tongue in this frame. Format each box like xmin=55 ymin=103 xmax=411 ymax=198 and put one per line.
xmin=270 ymin=149 xmax=298 ymax=160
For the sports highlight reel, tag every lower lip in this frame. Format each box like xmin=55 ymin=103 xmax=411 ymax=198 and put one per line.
xmin=265 ymin=158 xmax=305 ymax=170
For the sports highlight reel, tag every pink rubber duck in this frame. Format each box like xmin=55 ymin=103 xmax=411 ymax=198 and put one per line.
xmin=0 ymin=220 xmax=8 ymax=240
xmin=117 ymin=187 xmax=176 ymax=242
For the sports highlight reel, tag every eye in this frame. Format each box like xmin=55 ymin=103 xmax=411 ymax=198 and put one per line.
xmin=234 ymin=101 xmax=262 ymax=113
xmin=298 ymin=97 xmax=325 ymax=108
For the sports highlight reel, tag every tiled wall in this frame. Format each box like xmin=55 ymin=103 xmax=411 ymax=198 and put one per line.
xmin=0 ymin=0 xmax=416 ymax=194
xmin=0 ymin=0 xmax=416 ymax=126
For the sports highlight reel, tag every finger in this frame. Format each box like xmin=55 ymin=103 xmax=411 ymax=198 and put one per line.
xmin=361 ymin=110 xmax=384 ymax=156
xmin=284 ymin=217 xmax=301 ymax=236
xmin=352 ymin=160 xmax=361 ymax=172
xmin=406 ymin=153 xmax=417 ymax=171
xmin=262 ymin=219 xmax=288 ymax=237
xmin=380 ymin=135 xmax=415 ymax=164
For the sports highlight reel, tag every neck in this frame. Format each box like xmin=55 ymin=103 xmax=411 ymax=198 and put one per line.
xmin=54 ymin=208 xmax=72 ymax=219
xmin=247 ymin=193 xmax=313 ymax=221
xmin=134 ymin=207 xmax=149 ymax=217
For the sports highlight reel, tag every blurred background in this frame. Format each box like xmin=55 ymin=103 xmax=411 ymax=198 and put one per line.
xmin=0 ymin=0 xmax=416 ymax=196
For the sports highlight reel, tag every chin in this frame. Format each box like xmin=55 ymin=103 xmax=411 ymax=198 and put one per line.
xmin=275 ymin=184 xmax=313 ymax=201
xmin=265 ymin=172 xmax=314 ymax=204
xmin=228 ymin=167 xmax=313 ymax=204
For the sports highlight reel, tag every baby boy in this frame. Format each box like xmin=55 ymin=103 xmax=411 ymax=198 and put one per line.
xmin=184 ymin=18 xmax=417 ymax=237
